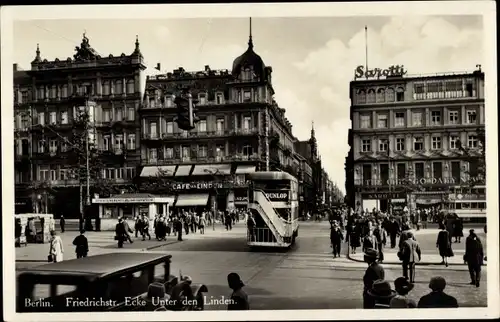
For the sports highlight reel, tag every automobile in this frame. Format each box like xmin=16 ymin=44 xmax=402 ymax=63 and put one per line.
xmin=17 ymin=252 xmax=208 ymax=312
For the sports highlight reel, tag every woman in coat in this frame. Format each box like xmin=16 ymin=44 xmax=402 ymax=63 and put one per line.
xmin=348 ymin=223 xmax=361 ymax=254
xmin=436 ymin=224 xmax=454 ymax=267
xmin=452 ymin=216 xmax=464 ymax=243
xmin=48 ymin=230 xmax=64 ymax=262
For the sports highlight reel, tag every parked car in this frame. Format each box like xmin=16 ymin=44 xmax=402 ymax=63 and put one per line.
xmin=17 ymin=252 xmax=208 ymax=312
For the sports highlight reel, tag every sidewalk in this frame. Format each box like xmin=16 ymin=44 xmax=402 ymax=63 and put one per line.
xmin=16 ymin=224 xmax=246 ymax=262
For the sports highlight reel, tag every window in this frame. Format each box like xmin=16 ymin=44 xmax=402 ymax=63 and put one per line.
xmin=182 ymin=146 xmax=190 ymax=160
xmin=115 ymin=168 xmax=124 ymax=179
xmin=431 ymin=136 xmax=442 ymax=150
xmin=414 ymin=83 xmax=425 ymax=100
xmin=377 ymin=114 xmax=388 ymax=128
xmin=103 ymin=110 xmax=110 ymax=122
xmin=102 ymin=81 xmax=110 ymax=96
xmin=198 ymin=93 xmax=207 ymax=105
xmin=50 ymin=170 xmax=57 ymax=181
xmin=376 ymin=88 xmax=385 ymax=103
xmin=360 ymin=115 xmax=371 ymax=129
xmin=149 ymin=148 xmax=158 ymax=161
xmin=242 ymin=144 xmax=253 ymax=156
xmin=396 ymin=87 xmax=404 ymax=101
xmin=21 ymin=91 xmax=29 ymax=103
xmin=165 ymin=147 xmax=174 ymax=159
xmin=366 ymin=89 xmax=376 ymax=103
xmin=197 ymin=120 xmax=207 ymax=132
xmin=243 ymin=116 xmax=252 ymax=130
xmin=468 ymin=135 xmax=478 ymax=148
xmin=412 ymin=112 xmax=423 ymax=126
xmin=37 ymin=87 xmax=45 ymax=100
xmin=361 ymin=139 xmax=371 ymax=152
xmin=150 ymin=122 xmax=157 ymax=138
xmin=216 ymin=145 xmax=224 ymax=157
xmin=115 ymin=135 xmax=124 ymax=151
xmin=379 ymin=139 xmax=388 ymax=152
xmin=163 ymin=121 xmax=173 ymax=134
xmin=127 ymin=107 xmax=135 ymax=121
xmin=397 ymin=163 xmax=406 ymax=180
xmin=38 ymin=140 xmax=45 ymax=153
xmin=115 ymin=80 xmax=122 ymax=95
xmin=60 ymin=169 xmax=67 ymax=181
xmin=362 ymin=164 xmax=372 ymax=185
xmin=49 ymin=112 xmax=57 ymax=124
xmin=386 ymin=88 xmax=395 ymax=102
xmin=415 ymin=162 xmax=424 ymax=179
xmin=433 ymin=162 xmax=443 ymax=179
xmin=61 ymin=111 xmax=68 ymax=124
xmin=467 ymin=110 xmax=477 ymax=124
xmin=198 ymin=145 xmax=207 ymax=158
xmin=449 ymin=111 xmax=459 ymax=124
xmin=451 ymin=161 xmax=461 ymax=182
xmin=38 ymin=112 xmax=45 ymax=126
xmin=243 ymin=91 xmax=251 ymax=102
xmin=396 ymin=137 xmax=405 ymax=151
xmin=116 ymin=109 xmax=123 ymax=121
xmin=103 ymin=135 xmax=111 ymax=151
xmin=357 ymin=90 xmax=366 ymax=104
xmin=149 ymin=97 xmax=156 ymax=108
xmin=61 ymin=85 xmax=68 ymax=98
xmin=216 ymin=93 xmax=224 ymax=105
xmin=414 ymin=137 xmax=424 ymax=151
xmin=127 ymin=80 xmax=134 ymax=94
xmin=445 ymin=136 xmax=458 ymax=151
xmin=126 ymin=168 xmax=136 ymax=179
xmin=38 ymin=166 xmax=49 ymax=181
xmin=431 ymin=111 xmax=441 ymax=125
xmin=49 ymin=139 xmax=58 ymax=153
xmin=127 ymin=134 xmax=136 ymax=150
xmin=216 ymin=118 xmax=224 ymax=134
xmin=394 ymin=112 xmax=405 ymax=127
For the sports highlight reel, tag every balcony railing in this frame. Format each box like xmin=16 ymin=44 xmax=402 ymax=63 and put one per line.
xmin=232 ymin=128 xmax=259 ymax=136
xmin=142 ymin=155 xmax=230 ymax=165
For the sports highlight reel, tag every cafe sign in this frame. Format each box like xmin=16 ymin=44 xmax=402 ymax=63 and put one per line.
xmin=354 ymin=65 xmax=407 ymax=79
xmin=170 ymin=180 xmax=250 ymax=190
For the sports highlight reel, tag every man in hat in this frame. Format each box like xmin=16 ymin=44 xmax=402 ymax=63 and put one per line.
xmin=373 ymin=222 xmax=387 ymax=263
xmin=366 ymin=279 xmax=397 ymax=308
xmin=227 ymin=272 xmax=249 ymax=310
xmin=362 ymin=248 xmax=385 ymax=309
xmin=387 ymin=217 xmax=400 ymax=249
xmin=330 ymin=221 xmax=344 ymax=258
xmin=390 ymin=277 xmax=416 ymax=308
xmin=464 ymin=229 xmax=484 ymax=287
xmin=400 ymin=231 xmax=421 ymax=283
xmin=72 ymin=229 xmax=89 ymax=258
xmin=418 ymin=276 xmax=458 ymax=308
xmin=144 ymin=282 xmax=170 ymax=311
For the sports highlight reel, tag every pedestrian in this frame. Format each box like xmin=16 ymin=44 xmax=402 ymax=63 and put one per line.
xmin=176 ymin=216 xmax=183 ymax=241
xmin=445 ymin=215 xmax=454 ymax=244
xmin=184 ymin=214 xmax=190 ymax=235
xmin=387 ymin=217 xmax=400 ymax=249
xmin=72 ymin=229 xmax=89 ymax=258
xmin=420 ymin=211 xmax=428 ymax=229
xmin=134 ymin=215 xmax=142 ymax=238
xmin=348 ymin=223 xmax=361 ymax=254
xmin=436 ymin=224 xmax=454 ymax=267
xmin=59 ymin=215 xmax=65 ymax=233
xmin=362 ymin=248 xmax=385 ymax=309
xmin=453 ymin=216 xmax=464 ymax=243
xmin=373 ymin=223 xmax=387 ymax=263
xmin=362 ymin=228 xmax=377 ymax=253
xmin=199 ymin=215 xmax=206 ymax=234
xmin=48 ymin=230 xmax=64 ymax=262
xmin=417 ymin=276 xmax=458 ymax=308
xmin=330 ymin=222 xmax=343 ymax=258
xmin=227 ymin=272 xmax=249 ymax=310
xmin=247 ymin=213 xmax=256 ymax=242
xmin=366 ymin=279 xmax=397 ymax=308
xmin=390 ymin=277 xmax=417 ymax=308
xmin=115 ymin=218 xmax=127 ymax=248
xmin=122 ymin=217 xmax=134 ymax=243
xmin=225 ymin=211 xmax=233 ymax=230
xmin=464 ymin=229 xmax=484 ymax=287
xmin=141 ymin=214 xmax=151 ymax=241
xmin=399 ymin=231 xmax=421 ymax=283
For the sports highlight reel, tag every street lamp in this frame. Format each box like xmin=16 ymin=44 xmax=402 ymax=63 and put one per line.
xmin=204 ymin=168 xmax=223 ymax=231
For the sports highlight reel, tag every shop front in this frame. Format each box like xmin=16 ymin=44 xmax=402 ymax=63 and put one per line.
xmin=92 ymin=193 xmax=175 ymax=231
xmin=361 ymin=191 xmax=406 ymax=213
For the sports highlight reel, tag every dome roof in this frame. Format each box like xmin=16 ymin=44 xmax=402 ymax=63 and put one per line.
xmin=231 ymin=38 xmax=266 ymax=78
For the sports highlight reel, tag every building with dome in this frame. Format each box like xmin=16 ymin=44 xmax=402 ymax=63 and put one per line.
xmin=138 ymin=20 xmax=320 ymax=214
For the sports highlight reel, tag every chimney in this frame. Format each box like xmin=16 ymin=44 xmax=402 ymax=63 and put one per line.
xmin=205 ymin=65 xmax=211 ymax=72
xmin=13 ymin=63 xmax=18 ymax=72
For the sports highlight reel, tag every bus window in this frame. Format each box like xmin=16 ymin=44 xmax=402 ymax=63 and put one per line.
xmin=455 ymin=203 xmax=462 ymax=210
xmin=462 ymin=203 xmax=471 ymax=209
xmin=478 ymin=202 xmax=486 ymax=209
xmin=471 ymin=202 xmax=478 ymax=209
xmin=477 ymin=188 xmax=485 ymax=194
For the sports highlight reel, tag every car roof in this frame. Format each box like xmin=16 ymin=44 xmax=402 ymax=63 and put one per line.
xmin=18 ymin=252 xmax=171 ymax=281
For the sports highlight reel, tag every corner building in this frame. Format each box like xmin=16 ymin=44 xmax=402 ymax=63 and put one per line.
xmin=345 ymin=67 xmax=485 ymax=217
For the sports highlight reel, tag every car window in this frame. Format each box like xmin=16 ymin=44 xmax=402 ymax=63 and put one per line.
xmin=32 ymin=284 xmax=78 ymax=299
xmin=107 ymin=270 xmax=150 ymax=303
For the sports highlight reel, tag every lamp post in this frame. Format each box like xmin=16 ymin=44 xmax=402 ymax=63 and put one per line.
xmin=204 ymin=168 xmax=223 ymax=231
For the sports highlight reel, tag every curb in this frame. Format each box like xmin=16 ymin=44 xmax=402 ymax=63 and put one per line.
xmin=16 ymin=259 xmax=47 ymax=263
xmin=143 ymin=240 xmax=180 ymax=251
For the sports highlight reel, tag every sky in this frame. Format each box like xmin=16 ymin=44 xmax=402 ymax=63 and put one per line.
xmin=11 ymin=15 xmax=484 ymax=192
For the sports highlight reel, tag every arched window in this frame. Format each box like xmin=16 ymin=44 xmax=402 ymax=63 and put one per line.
xmin=102 ymin=81 xmax=110 ymax=96
xmin=396 ymin=87 xmax=405 ymax=102
xmin=366 ymin=89 xmax=376 ymax=103
xmin=115 ymin=80 xmax=122 ymax=95
xmin=386 ymin=88 xmax=395 ymax=102
xmin=127 ymin=80 xmax=135 ymax=94
xmin=357 ymin=90 xmax=366 ymax=104
xmin=376 ymin=88 xmax=385 ymax=103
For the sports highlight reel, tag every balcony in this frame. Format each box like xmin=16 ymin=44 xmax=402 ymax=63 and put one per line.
xmin=141 ymin=133 xmax=160 ymax=140
xmin=141 ymin=155 xmax=229 ymax=166
xmin=230 ymin=154 xmax=260 ymax=161
xmin=231 ymin=128 xmax=259 ymax=136
xmin=157 ymin=130 xmax=232 ymax=140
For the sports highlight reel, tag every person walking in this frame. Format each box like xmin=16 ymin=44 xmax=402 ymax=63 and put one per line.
xmin=176 ymin=216 xmax=183 ymax=241
xmin=122 ymin=217 xmax=134 ymax=243
xmin=453 ymin=216 xmax=464 ymax=243
xmin=184 ymin=213 xmax=190 ymax=235
xmin=436 ymin=224 xmax=454 ymax=267
xmin=48 ymin=230 xmax=64 ymax=262
xmin=362 ymin=249 xmax=385 ymax=309
xmin=134 ymin=215 xmax=142 ymax=238
xmin=330 ymin=222 xmax=343 ymax=258
xmin=390 ymin=277 xmax=417 ymax=308
xmin=417 ymin=276 xmax=458 ymax=308
xmin=464 ymin=229 xmax=484 ymax=287
xmin=366 ymin=279 xmax=397 ymax=308
xmin=115 ymin=218 xmax=127 ymax=248
xmin=362 ymin=229 xmax=377 ymax=253
xmin=388 ymin=217 xmax=400 ymax=249
xmin=373 ymin=223 xmax=387 ymax=263
xmin=141 ymin=214 xmax=151 ymax=241
xmin=72 ymin=229 xmax=89 ymax=258
xmin=199 ymin=215 xmax=206 ymax=234
xmin=348 ymin=223 xmax=361 ymax=254
xmin=399 ymin=231 xmax=421 ymax=283
xmin=59 ymin=215 xmax=65 ymax=233
xmin=227 ymin=273 xmax=249 ymax=310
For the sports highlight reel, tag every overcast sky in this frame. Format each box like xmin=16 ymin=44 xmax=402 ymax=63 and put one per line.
xmin=11 ymin=14 xmax=484 ymax=191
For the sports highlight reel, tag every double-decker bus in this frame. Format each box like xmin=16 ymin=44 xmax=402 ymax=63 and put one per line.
xmin=448 ymin=185 xmax=487 ymax=223
xmin=246 ymin=171 xmax=299 ymax=248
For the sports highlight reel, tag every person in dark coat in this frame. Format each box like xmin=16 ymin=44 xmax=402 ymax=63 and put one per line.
xmin=330 ymin=222 xmax=343 ymax=258
xmin=60 ymin=215 xmax=66 ymax=233
xmin=115 ymin=218 xmax=127 ymax=248
xmin=373 ymin=223 xmax=387 ymax=263
xmin=366 ymin=279 xmax=397 ymax=309
xmin=418 ymin=276 xmax=458 ymax=308
xmin=436 ymin=225 xmax=454 ymax=267
xmin=362 ymin=229 xmax=377 ymax=253
xmin=452 ymin=217 xmax=464 ymax=243
xmin=227 ymin=272 xmax=249 ymax=310
xmin=122 ymin=217 xmax=134 ymax=243
xmin=175 ymin=216 xmax=183 ymax=241
xmin=362 ymin=248 xmax=385 ymax=309
xmin=445 ymin=215 xmax=454 ymax=244
xmin=388 ymin=217 xmax=400 ymax=248
xmin=464 ymin=229 xmax=484 ymax=287
xmin=348 ymin=223 xmax=361 ymax=254
xmin=141 ymin=214 xmax=151 ymax=241
xmin=72 ymin=229 xmax=89 ymax=258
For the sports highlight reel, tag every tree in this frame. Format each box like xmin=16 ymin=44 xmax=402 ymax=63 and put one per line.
xmin=139 ymin=168 xmax=175 ymax=194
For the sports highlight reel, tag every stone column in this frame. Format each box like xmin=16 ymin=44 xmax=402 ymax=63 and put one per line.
xmin=443 ymin=107 xmax=448 ymax=125
xmin=123 ymin=78 xmax=126 ymax=95
xmin=163 ymin=204 xmax=167 ymax=215
xmin=99 ymin=205 xmax=103 ymax=218
xmin=443 ymin=135 xmax=449 ymax=152
xmin=424 ymin=134 xmax=430 ymax=152
xmin=461 ymin=105 xmax=466 ymax=124
xmin=405 ymin=134 xmax=412 ymax=154
xmin=406 ymin=108 xmax=411 ymax=127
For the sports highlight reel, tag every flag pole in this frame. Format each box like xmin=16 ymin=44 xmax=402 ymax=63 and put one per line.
xmin=365 ymin=25 xmax=369 ymax=80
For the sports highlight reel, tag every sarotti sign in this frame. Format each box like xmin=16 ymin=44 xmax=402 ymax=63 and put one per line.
xmin=355 ymin=65 xmax=407 ymax=79
xmin=264 ymin=191 xmax=289 ymax=202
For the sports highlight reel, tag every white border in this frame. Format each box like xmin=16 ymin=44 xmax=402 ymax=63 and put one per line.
xmin=1 ymin=1 xmax=498 ymax=321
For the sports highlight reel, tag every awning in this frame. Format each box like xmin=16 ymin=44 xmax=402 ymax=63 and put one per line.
xmin=175 ymin=194 xmax=209 ymax=207
xmin=192 ymin=164 xmax=232 ymax=176
xmin=236 ymin=165 xmax=256 ymax=174
xmin=415 ymin=199 xmax=442 ymax=205
xmin=175 ymin=165 xmax=193 ymax=176
xmin=140 ymin=165 xmax=176 ymax=177
xmin=92 ymin=193 xmax=175 ymax=204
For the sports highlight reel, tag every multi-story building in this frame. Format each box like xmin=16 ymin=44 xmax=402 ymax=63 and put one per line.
xmin=345 ymin=66 xmax=485 ymax=217
xmin=138 ymin=33 xmax=306 ymax=211
xmin=14 ymin=34 xmax=146 ymax=216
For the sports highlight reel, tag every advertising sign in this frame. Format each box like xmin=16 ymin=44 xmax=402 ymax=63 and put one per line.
xmin=354 ymin=65 xmax=408 ymax=79
xmin=361 ymin=192 xmax=405 ymax=200
xmin=264 ymin=191 xmax=289 ymax=202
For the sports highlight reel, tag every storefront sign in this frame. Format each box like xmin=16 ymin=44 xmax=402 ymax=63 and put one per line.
xmin=358 ymin=175 xmax=484 ymax=187
xmin=94 ymin=198 xmax=155 ymax=204
xmin=264 ymin=191 xmax=289 ymax=202
xmin=362 ymin=192 xmax=405 ymax=200
xmin=354 ymin=65 xmax=407 ymax=79
xmin=235 ymin=196 xmax=248 ymax=202
xmin=169 ymin=180 xmax=251 ymax=190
